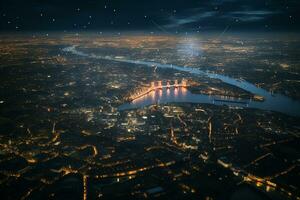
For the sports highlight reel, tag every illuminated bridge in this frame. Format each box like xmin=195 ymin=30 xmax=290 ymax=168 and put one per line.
xmin=129 ymin=79 xmax=189 ymax=101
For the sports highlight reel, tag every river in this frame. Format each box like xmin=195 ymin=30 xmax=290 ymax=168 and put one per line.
xmin=63 ymin=46 xmax=300 ymax=117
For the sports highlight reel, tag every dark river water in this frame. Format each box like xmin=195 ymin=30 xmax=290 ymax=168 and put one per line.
xmin=63 ymin=46 xmax=300 ymax=117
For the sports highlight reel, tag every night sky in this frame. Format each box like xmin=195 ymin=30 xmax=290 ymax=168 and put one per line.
xmin=0 ymin=0 xmax=299 ymax=32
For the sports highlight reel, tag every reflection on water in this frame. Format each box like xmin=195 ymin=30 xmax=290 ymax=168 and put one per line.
xmin=119 ymin=87 xmax=300 ymax=117
xmin=119 ymin=87 xmax=251 ymax=111
xmin=132 ymin=87 xmax=188 ymax=105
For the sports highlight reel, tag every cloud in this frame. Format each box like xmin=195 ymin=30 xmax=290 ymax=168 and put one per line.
xmin=225 ymin=10 xmax=281 ymax=22
xmin=165 ymin=11 xmax=218 ymax=28
xmin=163 ymin=2 xmax=283 ymax=29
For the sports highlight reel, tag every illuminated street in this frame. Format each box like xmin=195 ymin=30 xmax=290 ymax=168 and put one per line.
xmin=1 ymin=0 xmax=300 ymax=200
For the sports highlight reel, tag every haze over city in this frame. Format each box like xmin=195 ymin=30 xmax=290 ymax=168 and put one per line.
xmin=0 ymin=1 xmax=300 ymax=200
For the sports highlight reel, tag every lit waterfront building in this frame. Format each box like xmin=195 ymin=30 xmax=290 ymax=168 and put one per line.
xmin=158 ymin=81 xmax=162 ymax=89
xmin=174 ymin=80 xmax=178 ymax=87
xmin=151 ymin=81 xmax=155 ymax=89
xmin=182 ymin=79 xmax=187 ymax=87
xmin=167 ymin=80 xmax=170 ymax=89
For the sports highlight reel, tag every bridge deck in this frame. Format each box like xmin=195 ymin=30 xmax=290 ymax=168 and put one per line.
xmin=130 ymin=84 xmax=188 ymax=101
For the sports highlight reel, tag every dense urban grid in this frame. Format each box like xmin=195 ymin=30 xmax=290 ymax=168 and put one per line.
xmin=0 ymin=33 xmax=299 ymax=200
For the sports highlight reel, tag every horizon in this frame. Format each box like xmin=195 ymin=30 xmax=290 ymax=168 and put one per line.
xmin=1 ymin=1 xmax=300 ymax=200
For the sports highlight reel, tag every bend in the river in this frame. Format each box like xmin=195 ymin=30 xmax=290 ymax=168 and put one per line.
xmin=63 ymin=46 xmax=300 ymax=117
